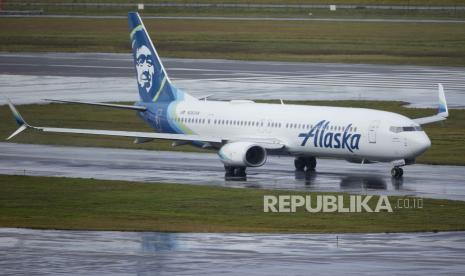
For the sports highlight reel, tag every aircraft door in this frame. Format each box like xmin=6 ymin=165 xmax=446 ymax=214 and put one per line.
xmin=368 ymin=120 xmax=380 ymax=143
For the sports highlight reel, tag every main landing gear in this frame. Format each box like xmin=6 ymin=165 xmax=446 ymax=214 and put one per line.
xmin=294 ymin=157 xmax=317 ymax=171
xmin=225 ymin=166 xmax=247 ymax=179
xmin=391 ymin=167 xmax=404 ymax=178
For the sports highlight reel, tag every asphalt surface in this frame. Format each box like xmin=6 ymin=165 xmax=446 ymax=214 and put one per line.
xmin=1 ymin=142 xmax=464 ymax=201
xmin=1 ymin=52 xmax=465 ymax=108
xmin=1 ymin=228 xmax=464 ymax=275
xmin=1 ymin=53 xmax=464 ymax=274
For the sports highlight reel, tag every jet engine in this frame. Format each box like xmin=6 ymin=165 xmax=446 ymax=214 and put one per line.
xmin=218 ymin=142 xmax=267 ymax=167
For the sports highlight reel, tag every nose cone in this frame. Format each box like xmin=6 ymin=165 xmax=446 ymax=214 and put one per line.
xmin=409 ymin=132 xmax=431 ymax=157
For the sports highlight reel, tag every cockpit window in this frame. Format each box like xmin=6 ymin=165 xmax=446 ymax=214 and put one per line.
xmin=389 ymin=126 xmax=422 ymax=133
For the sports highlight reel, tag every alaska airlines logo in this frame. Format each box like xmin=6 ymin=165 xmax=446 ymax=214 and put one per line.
xmin=135 ymin=45 xmax=156 ymax=94
xmin=131 ymin=26 xmax=167 ymax=102
xmin=298 ymin=120 xmax=361 ymax=153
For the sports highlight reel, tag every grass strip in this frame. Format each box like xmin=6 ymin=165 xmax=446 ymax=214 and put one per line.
xmin=1 ymin=18 xmax=465 ymax=66
xmin=1 ymin=175 xmax=464 ymax=233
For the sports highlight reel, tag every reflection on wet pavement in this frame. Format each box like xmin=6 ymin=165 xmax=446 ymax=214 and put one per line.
xmin=1 ymin=228 xmax=464 ymax=275
xmin=1 ymin=143 xmax=464 ymax=201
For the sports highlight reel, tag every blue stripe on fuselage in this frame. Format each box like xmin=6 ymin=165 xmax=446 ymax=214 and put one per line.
xmin=136 ymin=101 xmax=182 ymax=135
xmin=135 ymin=100 xmax=206 ymax=148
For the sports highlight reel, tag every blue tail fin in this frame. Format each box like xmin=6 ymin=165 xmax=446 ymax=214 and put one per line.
xmin=128 ymin=12 xmax=179 ymax=103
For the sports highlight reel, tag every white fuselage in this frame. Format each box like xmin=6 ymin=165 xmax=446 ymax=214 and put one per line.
xmin=167 ymin=99 xmax=431 ymax=163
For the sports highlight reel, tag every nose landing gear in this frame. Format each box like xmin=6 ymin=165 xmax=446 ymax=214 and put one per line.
xmin=391 ymin=167 xmax=404 ymax=178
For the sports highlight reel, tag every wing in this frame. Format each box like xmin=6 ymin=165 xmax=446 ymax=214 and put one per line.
xmin=5 ymin=99 xmax=287 ymax=150
xmin=5 ymin=99 xmax=221 ymax=143
xmin=44 ymin=99 xmax=147 ymax=111
xmin=413 ymin=83 xmax=449 ymax=125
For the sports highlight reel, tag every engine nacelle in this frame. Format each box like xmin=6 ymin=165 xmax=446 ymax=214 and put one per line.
xmin=218 ymin=142 xmax=267 ymax=167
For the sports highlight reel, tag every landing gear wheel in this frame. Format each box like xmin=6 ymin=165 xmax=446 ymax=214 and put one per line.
xmin=295 ymin=157 xmax=317 ymax=171
xmin=398 ymin=167 xmax=404 ymax=177
xmin=391 ymin=167 xmax=404 ymax=178
xmin=294 ymin=157 xmax=306 ymax=171
xmin=224 ymin=166 xmax=235 ymax=177
xmin=235 ymin=167 xmax=247 ymax=178
xmin=304 ymin=157 xmax=317 ymax=171
xmin=225 ymin=166 xmax=247 ymax=179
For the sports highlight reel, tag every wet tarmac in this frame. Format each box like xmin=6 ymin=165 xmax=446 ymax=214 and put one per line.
xmin=1 ymin=227 xmax=464 ymax=275
xmin=1 ymin=53 xmax=464 ymax=274
xmin=1 ymin=142 xmax=464 ymax=201
xmin=1 ymin=52 xmax=464 ymax=108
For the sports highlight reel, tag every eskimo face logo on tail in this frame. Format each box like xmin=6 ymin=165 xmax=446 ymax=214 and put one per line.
xmin=136 ymin=45 xmax=155 ymax=94
xmin=299 ymin=120 xmax=361 ymax=153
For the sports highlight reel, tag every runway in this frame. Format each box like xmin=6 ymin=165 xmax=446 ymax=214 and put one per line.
xmin=1 ymin=142 xmax=464 ymax=201
xmin=1 ymin=52 xmax=464 ymax=108
xmin=1 ymin=228 xmax=464 ymax=275
xmin=1 ymin=53 xmax=464 ymax=201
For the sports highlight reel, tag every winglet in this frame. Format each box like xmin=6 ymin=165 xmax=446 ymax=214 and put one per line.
xmin=413 ymin=84 xmax=449 ymax=125
xmin=438 ymin=83 xmax=448 ymax=118
xmin=6 ymin=99 xmax=30 ymax=140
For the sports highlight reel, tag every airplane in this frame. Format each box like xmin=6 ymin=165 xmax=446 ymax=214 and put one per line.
xmin=6 ymin=12 xmax=449 ymax=179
